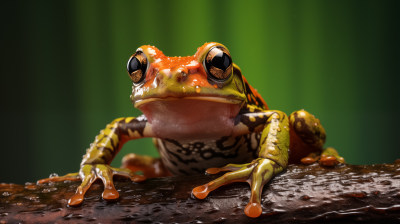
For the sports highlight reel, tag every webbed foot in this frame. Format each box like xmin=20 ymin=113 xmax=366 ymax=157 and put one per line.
xmin=192 ymin=158 xmax=283 ymax=218
xmin=38 ymin=164 xmax=145 ymax=206
xmin=301 ymin=147 xmax=345 ymax=166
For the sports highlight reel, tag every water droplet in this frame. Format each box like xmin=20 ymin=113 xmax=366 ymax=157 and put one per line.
xmin=42 ymin=188 xmax=51 ymax=193
xmin=195 ymin=86 xmax=201 ymax=93
xmin=49 ymin=173 xmax=59 ymax=178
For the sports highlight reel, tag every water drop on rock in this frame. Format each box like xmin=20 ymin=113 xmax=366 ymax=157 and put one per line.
xmin=49 ymin=173 xmax=59 ymax=178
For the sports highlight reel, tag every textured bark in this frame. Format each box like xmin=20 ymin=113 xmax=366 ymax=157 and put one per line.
xmin=1 ymin=162 xmax=400 ymax=223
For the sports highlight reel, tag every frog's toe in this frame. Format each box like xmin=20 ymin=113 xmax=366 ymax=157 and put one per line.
xmin=244 ymin=159 xmax=280 ymax=218
xmin=68 ymin=184 xmax=91 ymax=206
xmin=110 ymin=166 xmax=146 ymax=182
xmin=300 ymin=153 xmax=319 ymax=165
xmin=193 ymin=158 xmax=283 ymax=218
xmin=245 ymin=202 xmax=262 ymax=218
xmin=192 ymin=185 xmax=210 ymax=199
xmin=97 ymin=165 xmax=146 ymax=201
xmin=205 ymin=163 xmax=244 ymax=174
xmin=300 ymin=147 xmax=344 ymax=167
xmin=193 ymin=162 xmax=255 ymax=199
xmin=68 ymin=165 xmax=97 ymax=206
xmin=95 ymin=164 xmax=120 ymax=201
xmin=192 ymin=166 xmax=252 ymax=199
xmin=68 ymin=165 xmax=122 ymax=205
xmin=37 ymin=172 xmax=80 ymax=184
xmin=320 ymin=149 xmax=345 ymax=167
xmin=68 ymin=164 xmax=146 ymax=206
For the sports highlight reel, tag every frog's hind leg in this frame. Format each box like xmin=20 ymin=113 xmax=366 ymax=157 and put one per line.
xmin=121 ymin=138 xmax=172 ymax=178
xmin=288 ymin=110 xmax=344 ymax=166
xmin=121 ymin=153 xmax=171 ymax=178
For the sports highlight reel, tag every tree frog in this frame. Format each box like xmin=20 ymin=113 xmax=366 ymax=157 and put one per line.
xmin=39 ymin=42 xmax=343 ymax=218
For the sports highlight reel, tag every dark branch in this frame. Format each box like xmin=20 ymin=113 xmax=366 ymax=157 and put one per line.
xmin=1 ymin=162 xmax=400 ymax=223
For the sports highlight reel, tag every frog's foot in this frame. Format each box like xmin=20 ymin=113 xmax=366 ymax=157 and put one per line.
xmin=192 ymin=158 xmax=283 ymax=218
xmin=37 ymin=172 xmax=80 ymax=184
xmin=66 ymin=164 xmax=145 ymax=206
xmin=301 ymin=147 xmax=345 ymax=166
xmin=122 ymin=153 xmax=171 ymax=178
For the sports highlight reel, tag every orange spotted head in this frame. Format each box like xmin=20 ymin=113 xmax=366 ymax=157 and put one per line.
xmin=126 ymin=42 xmax=247 ymax=108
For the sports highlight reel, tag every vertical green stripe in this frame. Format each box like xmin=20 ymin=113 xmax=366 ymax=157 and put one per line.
xmin=297 ymin=0 xmax=324 ymax=111
xmin=25 ymin=1 xmax=82 ymax=178
xmin=262 ymin=0 xmax=296 ymax=111
xmin=317 ymin=1 xmax=362 ymax=162
xmin=73 ymin=0 xmax=115 ymax=144
xmin=2 ymin=0 xmax=399 ymax=183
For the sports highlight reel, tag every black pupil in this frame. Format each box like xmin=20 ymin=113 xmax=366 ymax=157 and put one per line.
xmin=212 ymin=51 xmax=231 ymax=70
xmin=128 ymin=57 xmax=141 ymax=74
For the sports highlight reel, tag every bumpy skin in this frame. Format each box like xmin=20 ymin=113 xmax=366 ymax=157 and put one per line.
xmin=38 ymin=42 xmax=343 ymax=218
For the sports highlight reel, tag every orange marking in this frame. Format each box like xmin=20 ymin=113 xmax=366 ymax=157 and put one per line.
xmin=301 ymin=157 xmax=317 ymax=165
xmin=205 ymin=167 xmax=221 ymax=174
xmin=245 ymin=202 xmax=262 ymax=218
xmin=102 ymin=187 xmax=119 ymax=200
xmin=69 ymin=184 xmax=94 ymax=206
xmin=68 ymin=192 xmax=84 ymax=206
xmin=242 ymin=76 xmax=268 ymax=109
xmin=319 ymin=155 xmax=339 ymax=166
xmin=192 ymin=185 xmax=210 ymax=199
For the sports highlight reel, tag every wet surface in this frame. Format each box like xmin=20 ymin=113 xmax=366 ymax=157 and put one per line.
xmin=1 ymin=163 xmax=400 ymax=223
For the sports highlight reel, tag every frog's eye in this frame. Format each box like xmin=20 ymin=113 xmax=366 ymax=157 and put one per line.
xmin=204 ymin=46 xmax=232 ymax=80
xmin=127 ymin=51 xmax=148 ymax=83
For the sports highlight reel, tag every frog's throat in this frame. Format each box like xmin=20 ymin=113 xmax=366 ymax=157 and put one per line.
xmin=136 ymin=97 xmax=242 ymax=140
xmin=134 ymin=96 xmax=244 ymax=108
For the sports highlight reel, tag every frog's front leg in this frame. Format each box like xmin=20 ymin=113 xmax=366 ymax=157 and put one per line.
xmin=192 ymin=110 xmax=289 ymax=218
xmin=38 ymin=116 xmax=153 ymax=206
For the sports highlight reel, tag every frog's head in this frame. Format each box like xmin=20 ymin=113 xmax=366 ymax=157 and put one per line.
xmin=126 ymin=42 xmax=246 ymax=139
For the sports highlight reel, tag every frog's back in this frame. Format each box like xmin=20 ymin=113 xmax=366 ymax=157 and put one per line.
xmin=239 ymin=73 xmax=269 ymax=113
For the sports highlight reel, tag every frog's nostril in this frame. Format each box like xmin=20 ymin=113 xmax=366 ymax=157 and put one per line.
xmin=155 ymin=75 xmax=162 ymax=85
xmin=174 ymin=67 xmax=188 ymax=82
xmin=175 ymin=71 xmax=187 ymax=83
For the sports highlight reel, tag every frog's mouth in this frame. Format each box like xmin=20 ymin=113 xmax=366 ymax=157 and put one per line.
xmin=137 ymin=97 xmax=242 ymax=140
xmin=134 ymin=96 xmax=243 ymax=108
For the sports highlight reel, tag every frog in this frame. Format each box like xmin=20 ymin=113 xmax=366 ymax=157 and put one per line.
xmin=38 ymin=42 xmax=344 ymax=218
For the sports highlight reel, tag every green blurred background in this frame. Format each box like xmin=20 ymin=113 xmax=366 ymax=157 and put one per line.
xmin=1 ymin=0 xmax=399 ymax=184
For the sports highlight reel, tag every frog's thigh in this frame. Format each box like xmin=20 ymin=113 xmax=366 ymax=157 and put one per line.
xmin=122 ymin=153 xmax=171 ymax=178
xmin=288 ymin=110 xmax=326 ymax=163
